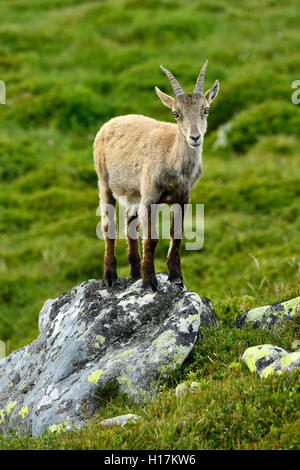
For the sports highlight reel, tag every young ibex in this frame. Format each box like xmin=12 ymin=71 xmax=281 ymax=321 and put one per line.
xmin=93 ymin=61 xmax=219 ymax=291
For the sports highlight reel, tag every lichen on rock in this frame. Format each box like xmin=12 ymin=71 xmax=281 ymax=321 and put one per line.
xmin=242 ymin=344 xmax=300 ymax=378
xmin=234 ymin=297 xmax=300 ymax=330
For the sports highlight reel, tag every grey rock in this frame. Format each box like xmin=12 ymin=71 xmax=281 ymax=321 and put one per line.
xmin=242 ymin=344 xmax=300 ymax=378
xmin=0 ymin=272 xmax=218 ymax=436
xmin=291 ymin=340 xmax=300 ymax=351
xmin=99 ymin=414 xmax=141 ymax=427
xmin=234 ymin=296 xmax=300 ymax=330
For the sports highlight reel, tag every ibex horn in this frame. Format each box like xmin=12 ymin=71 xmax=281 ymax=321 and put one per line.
xmin=193 ymin=60 xmax=208 ymax=95
xmin=160 ymin=65 xmax=184 ymax=97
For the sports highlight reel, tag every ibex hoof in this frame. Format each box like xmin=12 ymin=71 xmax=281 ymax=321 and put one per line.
xmin=168 ymin=274 xmax=184 ymax=288
xmin=131 ymin=268 xmax=141 ymax=280
xmin=142 ymin=276 xmax=158 ymax=293
xmin=104 ymin=272 xmax=118 ymax=287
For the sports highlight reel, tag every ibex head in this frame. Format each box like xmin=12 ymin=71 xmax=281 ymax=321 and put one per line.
xmin=155 ymin=61 xmax=219 ymax=149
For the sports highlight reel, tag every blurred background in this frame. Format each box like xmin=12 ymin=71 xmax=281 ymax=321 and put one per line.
xmin=0 ymin=0 xmax=299 ymax=351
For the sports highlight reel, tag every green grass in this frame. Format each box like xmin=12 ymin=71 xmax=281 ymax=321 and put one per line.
xmin=0 ymin=0 xmax=299 ymax=449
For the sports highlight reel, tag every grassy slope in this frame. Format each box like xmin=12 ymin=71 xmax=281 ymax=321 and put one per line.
xmin=0 ymin=0 xmax=299 ymax=449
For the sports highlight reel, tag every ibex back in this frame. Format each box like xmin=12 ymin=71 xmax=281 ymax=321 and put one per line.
xmin=93 ymin=61 xmax=219 ymax=292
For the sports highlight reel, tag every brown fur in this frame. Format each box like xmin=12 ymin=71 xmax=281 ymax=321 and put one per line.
xmin=103 ymin=223 xmax=117 ymax=286
xmin=127 ymin=213 xmax=141 ymax=280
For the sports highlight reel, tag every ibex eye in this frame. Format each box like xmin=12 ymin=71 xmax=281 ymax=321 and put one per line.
xmin=172 ymin=111 xmax=180 ymax=119
xmin=203 ymin=108 xmax=210 ymax=115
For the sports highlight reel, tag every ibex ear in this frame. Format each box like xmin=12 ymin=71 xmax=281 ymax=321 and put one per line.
xmin=204 ymin=80 xmax=219 ymax=104
xmin=155 ymin=86 xmax=175 ymax=110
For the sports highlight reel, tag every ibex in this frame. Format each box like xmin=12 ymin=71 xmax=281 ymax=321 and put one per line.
xmin=93 ymin=61 xmax=219 ymax=292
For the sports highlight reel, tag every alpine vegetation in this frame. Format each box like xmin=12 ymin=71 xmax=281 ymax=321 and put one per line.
xmin=93 ymin=61 xmax=219 ymax=291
